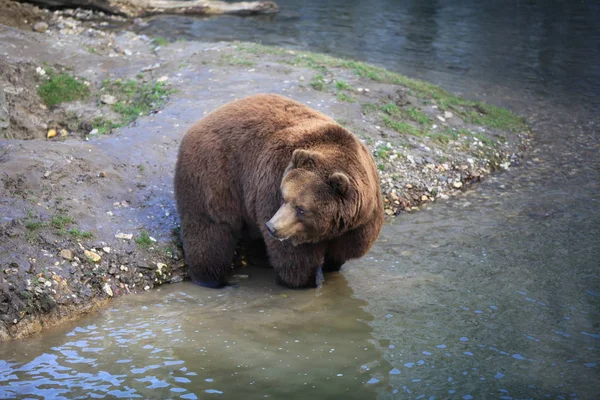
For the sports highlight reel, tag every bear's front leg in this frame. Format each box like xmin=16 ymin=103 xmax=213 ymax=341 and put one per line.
xmin=265 ymin=240 xmax=325 ymax=289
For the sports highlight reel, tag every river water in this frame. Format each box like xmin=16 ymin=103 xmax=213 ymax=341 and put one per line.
xmin=2 ymin=1 xmax=599 ymax=399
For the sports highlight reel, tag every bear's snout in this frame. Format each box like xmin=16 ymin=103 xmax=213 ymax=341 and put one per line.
xmin=265 ymin=221 xmax=277 ymax=238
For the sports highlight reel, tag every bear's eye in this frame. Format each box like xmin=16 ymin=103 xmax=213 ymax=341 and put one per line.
xmin=296 ymin=206 xmax=305 ymax=217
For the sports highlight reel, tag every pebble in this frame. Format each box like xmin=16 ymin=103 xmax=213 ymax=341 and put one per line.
xmin=103 ymin=282 xmax=113 ymax=297
xmin=157 ymin=76 xmax=169 ymax=82
xmin=84 ymin=250 xmax=101 ymax=262
xmin=115 ymin=233 xmax=133 ymax=240
xmin=437 ymin=115 xmax=446 ymax=122
xmin=444 ymin=111 xmax=453 ymax=119
xmin=60 ymin=249 xmax=74 ymax=260
xmin=100 ymin=94 xmax=117 ymax=105
xmin=453 ymin=181 xmax=463 ymax=188
xmin=33 ymin=22 xmax=48 ymax=33
xmin=47 ymin=129 xmax=57 ymax=138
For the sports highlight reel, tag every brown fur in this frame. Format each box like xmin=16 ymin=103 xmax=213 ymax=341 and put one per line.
xmin=174 ymin=94 xmax=384 ymax=288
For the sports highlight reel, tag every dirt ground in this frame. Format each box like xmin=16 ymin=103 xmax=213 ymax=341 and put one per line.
xmin=0 ymin=2 xmax=532 ymax=340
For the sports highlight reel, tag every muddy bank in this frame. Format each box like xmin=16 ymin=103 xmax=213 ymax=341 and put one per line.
xmin=0 ymin=5 xmax=531 ymax=340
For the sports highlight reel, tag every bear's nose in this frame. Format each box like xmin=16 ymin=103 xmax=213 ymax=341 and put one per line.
xmin=265 ymin=221 xmax=277 ymax=238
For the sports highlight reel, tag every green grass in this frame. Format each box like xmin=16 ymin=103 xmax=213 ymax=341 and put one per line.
xmin=39 ymin=70 xmax=90 ymax=107
xmin=361 ymin=103 xmax=379 ymax=114
xmin=219 ymin=54 xmax=255 ymax=67
xmin=152 ymin=36 xmax=169 ymax=46
xmin=337 ymin=92 xmax=354 ymax=103
xmin=136 ymin=230 xmax=153 ymax=248
xmin=382 ymin=116 xmax=422 ymax=137
xmin=25 ymin=220 xmax=44 ymax=230
xmin=51 ymin=214 xmax=73 ymax=230
xmin=405 ymin=107 xmax=431 ymax=125
xmin=234 ymin=43 xmax=527 ymax=133
xmin=91 ymin=117 xmax=120 ymax=135
xmin=101 ymin=79 xmax=174 ymax=126
xmin=381 ymin=103 xmax=401 ymax=116
xmin=68 ymin=228 xmax=93 ymax=239
xmin=309 ymin=74 xmax=326 ymax=91
xmin=334 ymin=80 xmax=353 ymax=91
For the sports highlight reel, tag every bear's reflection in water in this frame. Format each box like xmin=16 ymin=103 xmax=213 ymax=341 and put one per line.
xmin=0 ymin=261 xmax=392 ymax=400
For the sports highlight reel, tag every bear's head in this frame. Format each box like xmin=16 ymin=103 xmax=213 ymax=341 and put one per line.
xmin=265 ymin=148 xmax=370 ymax=246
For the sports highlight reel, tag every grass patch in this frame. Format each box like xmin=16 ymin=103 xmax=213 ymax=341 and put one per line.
xmin=91 ymin=117 xmax=120 ymax=135
xmin=381 ymin=103 xmax=401 ymax=116
xmin=335 ymin=80 xmax=353 ymax=91
xmin=68 ymin=228 xmax=93 ymax=239
xmin=309 ymin=74 xmax=326 ymax=91
xmin=152 ymin=36 xmax=169 ymax=46
xmin=219 ymin=54 xmax=255 ymax=67
xmin=337 ymin=92 xmax=354 ymax=103
xmin=51 ymin=214 xmax=73 ymax=230
xmin=361 ymin=103 xmax=379 ymax=114
xmin=382 ymin=116 xmax=422 ymax=136
xmin=136 ymin=230 xmax=153 ymax=248
xmin=101 ymin=79 xmax=174 ymax=126
xmin=39 ymin=69 xmax=90 ymax=107
xmin=405 ymin=107 xmax=430 ymax=125
xmin=235 ymin=43 xmax=526 ymax=133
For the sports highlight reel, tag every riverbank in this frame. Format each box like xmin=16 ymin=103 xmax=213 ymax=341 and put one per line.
xmin=0 ymin=4 xmax=531 ymax=340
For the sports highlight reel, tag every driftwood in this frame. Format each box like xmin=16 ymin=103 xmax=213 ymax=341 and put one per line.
xmin=17 ymin=0 xmax=279 ymax=17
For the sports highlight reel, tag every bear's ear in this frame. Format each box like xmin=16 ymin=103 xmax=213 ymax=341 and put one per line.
xmin=329 ymin=172 xmax=350 ymax=197
xmin=291 ymin=149 xmax=317 ymax=170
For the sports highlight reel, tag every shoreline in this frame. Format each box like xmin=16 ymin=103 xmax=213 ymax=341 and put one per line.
xmin=0 ymin=5 xmax=532 ymax=340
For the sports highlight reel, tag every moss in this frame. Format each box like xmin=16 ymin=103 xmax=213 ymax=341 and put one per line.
xmin=38 ymin=70 xmax=90 ymax=107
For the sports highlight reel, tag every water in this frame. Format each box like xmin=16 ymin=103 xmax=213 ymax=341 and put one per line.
xmin=3 ymin=0 xmax=600 ymax=398
xmin=137 ymin=0 xmax=600 ymax=113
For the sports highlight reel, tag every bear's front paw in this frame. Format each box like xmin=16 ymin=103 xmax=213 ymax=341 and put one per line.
xmin=190 ymin=276 xmax=229 ymax=289
xmin=322 ymin=258 xmax=344 ymax=273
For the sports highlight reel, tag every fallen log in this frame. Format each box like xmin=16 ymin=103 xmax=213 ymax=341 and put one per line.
xmin=16 ymin=0 xmax=279 ymax=17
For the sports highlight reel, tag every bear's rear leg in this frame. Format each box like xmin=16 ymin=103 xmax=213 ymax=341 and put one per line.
xmin=181 ymin=217 xmax=239 ymax=288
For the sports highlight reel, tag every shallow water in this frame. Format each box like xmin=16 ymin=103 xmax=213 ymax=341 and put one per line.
xmin=2 ymin=0 xmax=600 ymax=398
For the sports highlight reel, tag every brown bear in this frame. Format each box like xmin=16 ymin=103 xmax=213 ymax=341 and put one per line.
xmin=174 ymin=94 xmax=383 ymax=289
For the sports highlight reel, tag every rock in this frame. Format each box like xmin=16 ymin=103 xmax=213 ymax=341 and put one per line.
xmin=35 ymin=66 xmax=46 ymax=76
xmin=421 ymin=195 xmax=429 ymax=201
xmin=60 ymin=128 xmax=68 ymax=137
xmin=33 ymin=22 xmax=49 ymax=33
xmin=444 ymin=111 xmax=453 ymax=119
xmin=453 ymin=181 xmax=463 ymax=188
xmin=43 ymin=170 xmax=52 ymax=178
xmin=123 ymin=49 xmax=133 ymax=56
xmin=390 ymin=192 xmax=399 ymax=201
xmin=47 ymin=129 xmax=57 ymax=138
xmin=103 ymin=247 xmax=111 ymax=253
xmin=157 ymin=76 xmax=168 ymax=83
xmin=103 ymin=283 xmax=113 ymax=297
xmin=436 ymin=115 xmax=446 ymax=122
xmin=84 ymin=250 xmax=101 ymax=262
xmin=0 ymin=90 xmax=9 ymax=132
xmin=405 ymin=183 xmax=413 ymax=189
xmin=99 ymin=171 xmax=107 ymax=178
xmin=60 ymin=249 xmax=73 ymax=260
xmin=89 ymin=128 xmax=98 ymax=135
xmin=100 ymin=94 xmax=117 ymax=105
xmin=115 ymin=233 xmax=133 ymax=240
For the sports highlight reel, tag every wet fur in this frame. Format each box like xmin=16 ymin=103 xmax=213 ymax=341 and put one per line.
xmin=174 ymin=94 xmax=384 ymax=288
